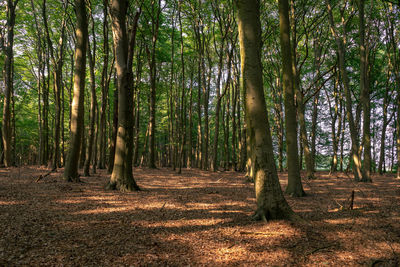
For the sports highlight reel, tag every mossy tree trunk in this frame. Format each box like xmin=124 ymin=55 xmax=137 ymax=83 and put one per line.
xmin=237 ymin=0 xmax=296 ymax=221
xmin=279 ymin=0 xmax=305 ymax=196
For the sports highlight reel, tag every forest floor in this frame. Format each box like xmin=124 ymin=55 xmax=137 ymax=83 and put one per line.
xmin=0 ymin=166 xmax=399 ymax=266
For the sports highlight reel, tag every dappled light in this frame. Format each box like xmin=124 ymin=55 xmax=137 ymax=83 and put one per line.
xmin=0 ymin=167 xmax=399 ymax=265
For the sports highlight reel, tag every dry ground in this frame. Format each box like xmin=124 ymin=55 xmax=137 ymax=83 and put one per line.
xmin=0 ymin=166 xmax=399 ymax=266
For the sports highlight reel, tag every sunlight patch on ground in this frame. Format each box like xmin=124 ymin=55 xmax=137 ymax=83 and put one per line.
xmin=0 ymin=200 xmax=25 ymax=205
xmin=73 ymin=206 xmax=136 ymax=215
xmin=144 ymin=218 xmax=225 ymax=228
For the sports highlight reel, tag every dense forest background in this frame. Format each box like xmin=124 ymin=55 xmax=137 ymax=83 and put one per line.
xmin=0 ymin=0 xmax=399 ymax=181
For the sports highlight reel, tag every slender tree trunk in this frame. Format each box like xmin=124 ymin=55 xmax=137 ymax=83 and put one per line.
xmin=178 ymin=3 xmax=186 ymax=174
xmin=378 ymin=69 xmax=391 ymax=174
xmin=108 ymin=75 xmax=118 ymax=174
xmin=359 ymin=0 xmax=372 ymax=182
xmin=99 ymin=0 xmax=109 ymax=170
xmin=327 ymin=0 xmax=363 ymax=181
xmin=84 ymin=12 xmax=97 ymax=177
xmin=2 ymin=0 xmax=18 ymax=167
xmin=187 ymin=66 xmax=194 ymax=169
xmin=146 ymin=0 xmax=161 ymax=169
xmin=64 ymin=0 xmax=88 ymax=182
xmin=279 ymin=0 xmax=305 ymax=196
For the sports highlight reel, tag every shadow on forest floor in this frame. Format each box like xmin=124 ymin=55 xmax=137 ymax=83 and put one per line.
xmin=0 ymin=166 xmax=399 ymax=266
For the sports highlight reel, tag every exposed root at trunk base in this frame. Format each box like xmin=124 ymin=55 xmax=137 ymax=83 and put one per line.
xmin=251 ymin=208 xmax=305 ymax=223
xmin=106 ymin=181 xmax=140 ymax=192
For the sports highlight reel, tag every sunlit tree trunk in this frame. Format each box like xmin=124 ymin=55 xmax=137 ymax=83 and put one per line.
xmin=107 ymin=0 xmax=140 ymax=191
xmin=64 ymin=0 xmax=88 ymax=182
xmin=237 ymin=0 xmax=295 ymax=221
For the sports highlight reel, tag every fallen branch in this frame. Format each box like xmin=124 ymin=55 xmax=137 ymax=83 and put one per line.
xmin=36 ymin=168 xmax=56 ymax=182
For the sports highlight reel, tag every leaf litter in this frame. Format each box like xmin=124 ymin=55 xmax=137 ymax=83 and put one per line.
xmin=0 ymin=166 xmax=399 ymax=266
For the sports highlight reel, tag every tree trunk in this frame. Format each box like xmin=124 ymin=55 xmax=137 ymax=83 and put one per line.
xmin=326 ymin=0 xmax=363 ymax=181
xmin=84 ymin=12 xmax=97 ymax=177
xmin=378 ymin=69 xmax=391 ymax=174
xmin=279 ymin=0 xmax=305 ymax=196
xmin=146 ymin=0 xmax=161 ymax=169
xmin=237 ymin=0 xmax=295 ymax=221
xmin=64 ymin=0 xmax=88 ymax=182
xmin=2 ymin=0 xmax=18 ymax=167
xmin=108 ymin=80 xmax=118 ymax=174
xmin=98 ymin=0 xmax=109 ymax=170
xmin=107 ymin=0 xmax=140 ymax=191
xmin=359 ymin=0 xmax=372 ymax=182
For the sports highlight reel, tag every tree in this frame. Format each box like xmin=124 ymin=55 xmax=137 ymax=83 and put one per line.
xmin=63 ymin=0 xmax=88 ymax=182
xmin=2 ymin=0 xmax=19 ymax=167
xmin=358 ymin=0 xmax=372 ymax=182
xmin=144 ymin=0 xmax=162 ymax=169
xmin=84 ymin=4 xmax=98 ymax=176
xmin=107 ymin=0 xmax=140 ymax=191
xmin=279 ymin=0 xmax=305 ymax=196
xmin=236 ymin=0 xmax=295 ymax=221
xmin=326 ymin=0 xmax=363 ymax=181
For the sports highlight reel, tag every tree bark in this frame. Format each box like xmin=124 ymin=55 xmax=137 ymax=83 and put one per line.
xmin=359 ymin=0 xmax=372 ymax=182
xmin=64 ymin=0 xmax=88 ymax=182
xmin=2 ymin=0 xmax=19 ymax=167
xmin=237 ymin=0 xmax=295 ymax=221
xmin=84 ymin=10 xmax=98 ymax=177
xmin=326 ymin=0 xmax=363 ymax=181
xmin=146 ymin=0 xmax=161 ymax=169
xmin=279 ymin=0 xmax=305 ymax=196
xmin=98 ymin=0 xmax=110 ymax=170
xmin=107 ymin=0 xmax=140 ymax=191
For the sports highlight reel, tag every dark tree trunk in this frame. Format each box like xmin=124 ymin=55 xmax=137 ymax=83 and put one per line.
xmin=2 ymin=0 xmax=19 ymax=167
xmin=279 ymin=0 xmax=305 ymax=196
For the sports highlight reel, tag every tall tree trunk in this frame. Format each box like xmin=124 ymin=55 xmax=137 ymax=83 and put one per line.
xmin=146 ymin=0 xmax=161 ymax=169
xmin=359 ymin=0 xmax=372 ymax=182
xmin=108 ymin=74 xmax=118 ymax=173
xmin=107 ymin=0 xmax=140 ymax=191
xmin=326 ymin=0 xmax=363 ymax=181
xmin=378 ymin=68 xmax=392 ymax=174
xmin=64 ymin=0 xmax=88 ymax=182
xmin=178 ymin=2 xmax=186 ymax=174
xmin=279 ymin=0 xmax=305 ymax=196
xmin=84 ymin=11 xmax=97 ymax=177
xmin=2 ymin=0 xmax=19 ymax=167
xmin=237 ymin=0 xmax=295 ymax=221
xmin=98 ymin=0 xmax=110 ymax=170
